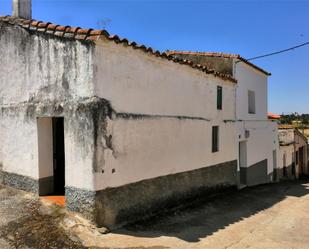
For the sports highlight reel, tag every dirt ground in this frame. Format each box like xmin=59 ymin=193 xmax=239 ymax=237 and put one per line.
xmin=1 ymin=180 xmax=309 ymax=249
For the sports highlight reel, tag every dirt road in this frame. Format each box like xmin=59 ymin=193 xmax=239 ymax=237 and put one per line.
xmin=1 ymin=180 xmax=309 ymax=248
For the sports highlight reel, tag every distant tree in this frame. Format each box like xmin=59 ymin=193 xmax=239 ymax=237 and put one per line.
xmin=279 ymin=113 xmax=309 ymax=126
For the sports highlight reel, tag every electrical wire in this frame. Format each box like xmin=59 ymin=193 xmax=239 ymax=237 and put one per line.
xmin=247 ymin=41 xmax=309 ymax=61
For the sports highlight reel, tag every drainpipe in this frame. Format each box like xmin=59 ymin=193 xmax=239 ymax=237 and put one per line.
xmin=12 ymin=0 xmax=32 ymax=19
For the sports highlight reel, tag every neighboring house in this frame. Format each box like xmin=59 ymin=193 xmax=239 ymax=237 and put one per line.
xmin=268 ymin=112 xmax=281 ymax=120
xmin=278 ymin=125 xmax=308 ymax=180
xmin=167 ymin=51 xmax=280 ymax=187
xmin=0 ymin=6 xmax=238 ymax=228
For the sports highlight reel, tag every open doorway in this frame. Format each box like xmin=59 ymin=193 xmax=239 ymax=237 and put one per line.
xmin=239 ymin=141 xmax=247 ymax=186
xmin=52 ymin=117 xmax=65 ymax=195
xmin=37 ymin=117 xmax=65 ymax=197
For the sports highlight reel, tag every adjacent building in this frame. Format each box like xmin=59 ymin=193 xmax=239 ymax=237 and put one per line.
xmin=167 ymin=52 xmax=280 ymax=187
xmin=278 ymin=125 xmax=308 ymax=180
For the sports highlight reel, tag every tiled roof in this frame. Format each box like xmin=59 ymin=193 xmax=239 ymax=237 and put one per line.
xmin=0 ymin=16 xmax=236 ymax=83
xmin=268 ymin=112 xmax=281 ymax=120
xmin=166 ymin=51 xmax=271 ymax=76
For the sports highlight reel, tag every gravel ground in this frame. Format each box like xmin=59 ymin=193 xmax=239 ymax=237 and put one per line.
xmin=1 ymin=180 xmax=309 ymax=249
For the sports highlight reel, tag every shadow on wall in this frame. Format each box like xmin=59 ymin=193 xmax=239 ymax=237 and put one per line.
xmin=113 ymin=180 xmax=309 ymax=242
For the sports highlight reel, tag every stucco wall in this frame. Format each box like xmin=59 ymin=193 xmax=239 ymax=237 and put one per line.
xmin=0 ymin=23 xmax=95 ymax=105
xmin=94 ymin=118 xmax=237 ymax=190
xmin=0 ymin=23 xmax=97 ymax=190
xmin=234 ymin=61 xmax=268 ymax=121
xmin=279 ymin=144 xmax=294 ymax=169
xmin=0 ymin=112 xmax=38 ymax=178
xmin=237 ymin=120 xmax=279 ymax=176
xmin=93 ymin=40 xmax=235 ymax=120
xmin=92 ymin=40 xmax=237 ymax=191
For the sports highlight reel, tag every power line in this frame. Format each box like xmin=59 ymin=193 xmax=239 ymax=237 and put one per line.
xmin=247 ymin=41 xmax=309 ymax=61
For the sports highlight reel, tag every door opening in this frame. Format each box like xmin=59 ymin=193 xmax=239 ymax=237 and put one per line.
xmin=299 ymin=147 xmax=304 ymax=176
xmin=52 ymin=117 xmax=65 ymax=195
xmin=37 ymin=117 xmax=65 ymax=197
xmin=239 ymin=141 xmax=247 ymax=185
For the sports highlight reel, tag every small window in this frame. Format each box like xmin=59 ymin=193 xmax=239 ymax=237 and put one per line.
xmin=248 ymin=90 xmax=256 ymax=114
xmin=212 ymin=126 xmax=219 ymax=152
xmin=217 ymin=86 xmax=222 ymax=110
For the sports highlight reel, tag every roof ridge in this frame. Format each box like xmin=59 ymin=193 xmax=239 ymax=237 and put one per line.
xmin=166 ymin=50 xmax=271 ymax=76
xmin=0 ymin=15 xmax=237 ymax=83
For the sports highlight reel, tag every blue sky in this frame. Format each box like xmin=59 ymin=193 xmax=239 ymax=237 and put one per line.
xmin=1 ymin=0 xmax=308 ymax=114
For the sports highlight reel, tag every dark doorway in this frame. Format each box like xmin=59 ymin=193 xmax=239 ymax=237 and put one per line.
xmin=52 ymin=117 xmax=65 ymax=195
xmin=299 ymin=147 xmax=304 ymax=176
xmin=239 ymin=141 xmax=247 ymax=186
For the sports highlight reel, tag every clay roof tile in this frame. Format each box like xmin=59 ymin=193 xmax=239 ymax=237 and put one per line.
xmin=0 ymin=15 xmax=237 ymax=83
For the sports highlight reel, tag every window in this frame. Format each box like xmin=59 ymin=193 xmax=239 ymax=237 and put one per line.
xmin=217 ymin=86 xmax=222 ymax=110
xmin=248 ymin=90 xmax=256 ymax=114
xmin=212 ymin=126 xmax=219 ymax=152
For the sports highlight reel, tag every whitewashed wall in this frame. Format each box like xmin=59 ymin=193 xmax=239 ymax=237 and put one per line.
xmin=278 ymin=144 xmax=294 ymax=169
xmin=0 ymin=113 xmax=39 ymax=178
xmin=234 ymin=61 xmax=268 ymax=121
xmin=94 ymin=119 xmax=236 ymax=190
xmin=92 ymin=40 xmax=237 ymax=191
xmin=94 ymin=41 xmax=235 ymax=120
xmin=0 ymin=23 xmax=96 ymax=189
xmin=0 ymin=25 xmax=95 ymax=105
xmin=237 ymin=121 xmax=279 ymax=175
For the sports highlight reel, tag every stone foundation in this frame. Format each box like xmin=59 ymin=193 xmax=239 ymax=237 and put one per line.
xmin=0 ymin=170 xmax=55 ymax=195
xmin=0 ymin=170 xmax=39 ymax=194
xmin=0 ymin=160 xmax=237 ymax=229
xmin=66 ymin=160 xmax=238 ymax=229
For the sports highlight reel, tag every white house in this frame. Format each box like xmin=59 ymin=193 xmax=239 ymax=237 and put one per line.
xmin=167 ymin=51 xmax=280 ymax=187
xmin=0 ymin=7 xmax=238 ymax=228
xmin=278 ymin=125 xmax=308 ymax=180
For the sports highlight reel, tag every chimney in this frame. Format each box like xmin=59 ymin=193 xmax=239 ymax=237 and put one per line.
xmin=13 ymin=0 xmax=32 ymax=19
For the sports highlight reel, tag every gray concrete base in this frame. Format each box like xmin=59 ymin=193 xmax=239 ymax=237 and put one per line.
xmin=66 ymin=160 xmax=238 ymax=229
xmin=240 ymin=159 xmax=272 ymax=186
xmin=0 ymin=161 xmax=238 ymax=229
xmin=274 ymin=164 xmax=295 ymax=182
xmin=273 ymin=168 xmax=283 ymax=182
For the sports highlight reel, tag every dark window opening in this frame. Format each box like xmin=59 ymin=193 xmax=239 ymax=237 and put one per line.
xmin=212 ymin=126 xmax=219 ymax=153
xmin=217 ymin=86 xmax=222 ymax=110
xmin=248 ymin=90 xmax=256 ymax=114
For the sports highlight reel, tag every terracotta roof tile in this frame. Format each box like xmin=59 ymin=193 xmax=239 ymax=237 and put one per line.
xmin=166 ymin=51 xmax=271 ymax=76
xmin=46 ymin=23 xmax=57 ymax=30
xmin=89 ymin=29 xmax=105 ymax=36
xmin=55 ymin=25 xmax=67 ymax=31
xmin=37 ymin=22 xmax=49 ymax=28
xmin=67 ymin=27 xmax=80 ymax=33
xmin=0 ymin=15 xmax=237 ymax=83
